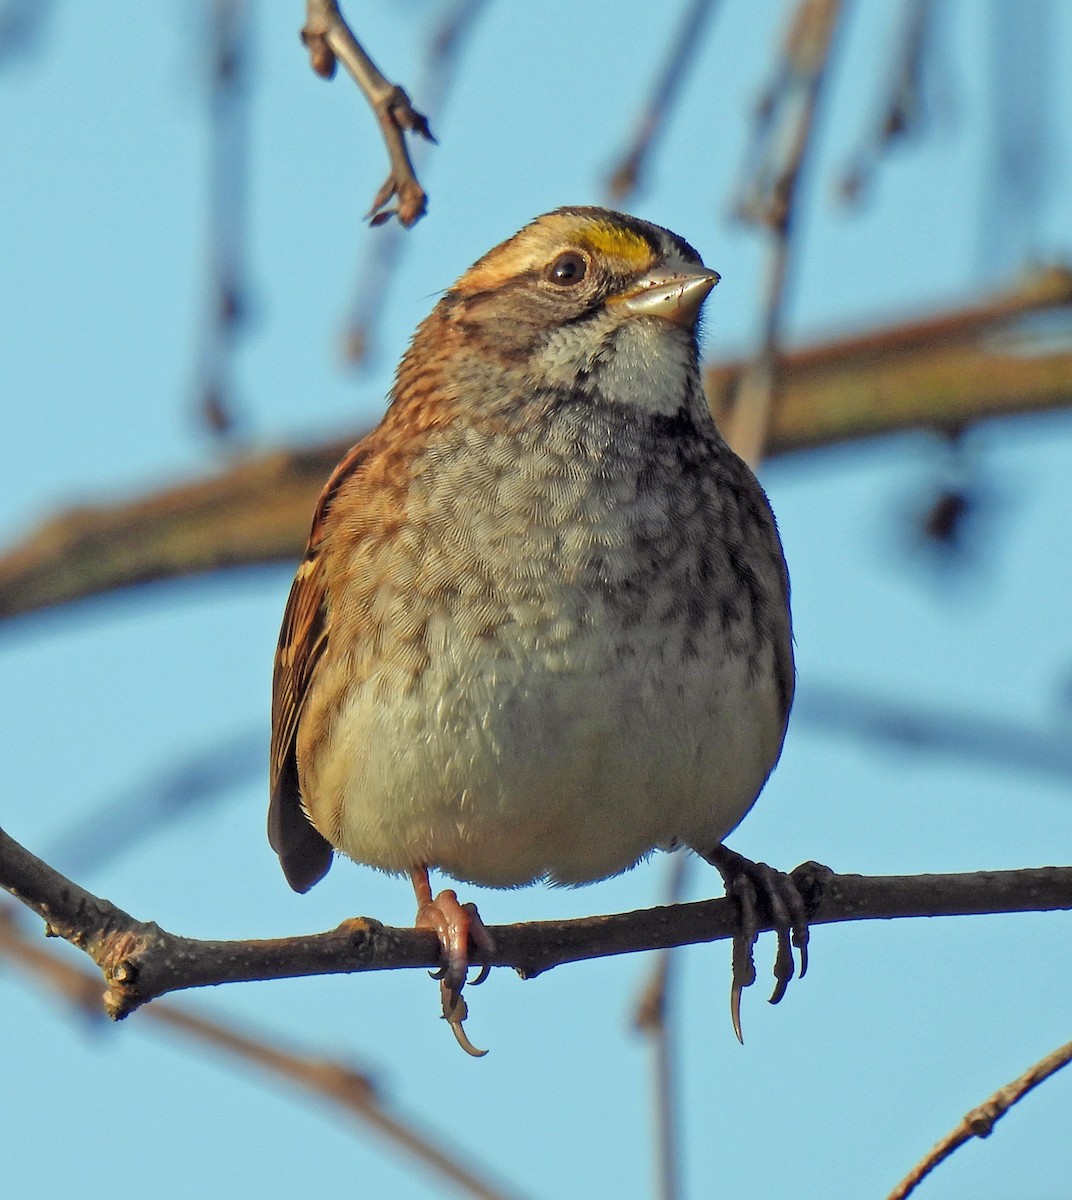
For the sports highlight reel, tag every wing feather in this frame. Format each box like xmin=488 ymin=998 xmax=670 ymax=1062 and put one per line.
xmin=268 ymin=441 xmax=369 ymax=892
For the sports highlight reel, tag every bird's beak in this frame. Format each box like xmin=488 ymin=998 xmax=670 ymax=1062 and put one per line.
xmin=608 ymin=261 xmax=720 ymax=328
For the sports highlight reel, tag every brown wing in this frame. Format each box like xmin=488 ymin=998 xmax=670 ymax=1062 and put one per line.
xmin=268 ymin=441 xmax=369 ymax=893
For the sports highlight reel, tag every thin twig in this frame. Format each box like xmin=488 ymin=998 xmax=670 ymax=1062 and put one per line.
xmin=887 ymin=1039 xmax=1072 ymax=1200
xmin=3 ymin=824 xmax=1072 ymax=1020
xmin=727 ymin=0 xmax=845 ymax=467
xmin=342 ymin=0 xmax=488 ymax=365
xmin=302 ymin=0 xmax=435 ymax=227
xmin=2 ymin=269 xmax=1071 ymax=623
xmin=0 ymin=908 xmax=530 ymax=1200
xmin=605 ymin=0 xmax=719 ymax=202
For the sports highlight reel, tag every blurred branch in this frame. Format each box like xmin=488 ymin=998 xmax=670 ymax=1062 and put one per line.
xmin=633 ymin=854 xmax=691 ymax=1200
xmin=2 ymin=269 xmax=1071 ymax=623
xmin=196 ymin=0 xmax=252 ymax=439
xmin=887 ymin=1037 xmax=1072 ymax=1200
xmin=707 ymin=264 xmax=1072 ymax=450
xmin=630 ymin=3 xmax=830 ymax=1166
xmin=0 ymin=909 xmax=530 ymax=1200
xmin=0 ymin=436 xmax=353 ymax=621
xmin=837 ymin=0 xmax=934 ymax=205
xmin=0 ymin=0 xmax=54 ymax=63
xmin=342 ymin=0 xmax=488 ymax=366
xmin=4 ymin=824 xmax=1072 ymax=1020
xmin=978 ymin=0 xmax=1054 ymax=276
xmin=45 ymin=729 xmax=264 ymax=876
xmin=302 ymin=0 xmax=435 ymax=227
xmin=727 ymin=0 xmax=844 ymax=466
xmin=604 ymin=0 xmax=719 ymax=203
xmin=795 ymin=682 xmax=1072 ymax=784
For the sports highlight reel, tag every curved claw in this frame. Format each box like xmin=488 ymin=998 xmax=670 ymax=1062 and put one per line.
xmin=728 ymin=871 xmax=759 ymax=1044
xmin=790 ymin=896 xmax=810 ymax=981
xmin=730 ymin=983 xmax=744 ymax=1046
xmin=436 ymin=960 xmax=491 ymax=985
xmin=410 ymin=869 xmax=497 ymax=1055
xmin=763 ymin=874 xmax=795 ymax=1006
xmin=441 ymin=982 xmax=488 ymax=1058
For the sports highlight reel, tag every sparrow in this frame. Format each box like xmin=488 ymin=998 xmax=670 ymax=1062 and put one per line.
xmin=269 ymin=206 xmax=806 ymax=1054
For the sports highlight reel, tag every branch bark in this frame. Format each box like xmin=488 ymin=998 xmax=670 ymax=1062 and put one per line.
xmin=3 ymin=824 xmax=1071 ymax=1020
xmin=3 ymin=268 xmax=1070 ymax=624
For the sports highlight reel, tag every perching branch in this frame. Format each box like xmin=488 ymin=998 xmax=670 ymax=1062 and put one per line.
xmin=302 ymin=0 xmax=435 ymax=227
xmin=2 ymin=268 xmax=1070 ymax=624
xmin=3 ymin=823 xmax=1072 ymax=1021
xmin=887 ymin=1038 xmax=1072 ymax=1200
xmin=0 ymin=909 xmax=530 ymax=1200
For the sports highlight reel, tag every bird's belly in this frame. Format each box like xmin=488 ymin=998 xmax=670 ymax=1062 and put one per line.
xmin=304 ymin=611 xmax=784 ymax=888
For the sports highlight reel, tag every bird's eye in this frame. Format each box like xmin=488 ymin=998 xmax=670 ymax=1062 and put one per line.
xmin=547 ymin=251 xmax=588 ymax=286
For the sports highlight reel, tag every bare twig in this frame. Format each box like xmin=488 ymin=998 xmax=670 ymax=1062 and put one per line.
xmin=302 ymin=0 xmax=435 ymax=227
xmin=2 ymin=270 xmax=1071 ymax=623
xmin=604 ymin=0 xmax=719 ymax=202
xmin=887 ymin=1039 xmax=1072 ymax=1200
xmin=4 ymin=824 xmax=1072 ymax=1022
xmin=342 ymin=0 xmax=488 ymax=365
xmin=0 ymin=908 xmax=530 ymax=1200
xmin=727 ymin=0 xmax=845 ymax=467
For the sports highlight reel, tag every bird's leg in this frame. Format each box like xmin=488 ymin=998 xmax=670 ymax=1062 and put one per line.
xmin=410 ymin=866 xmax=496 ymax=1057
xmin=701 ymin=845 xmax=810 ymax=1043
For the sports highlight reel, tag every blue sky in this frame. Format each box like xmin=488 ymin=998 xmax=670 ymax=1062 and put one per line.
xmin=2 ymin=3 xmax=1072 ymax=1198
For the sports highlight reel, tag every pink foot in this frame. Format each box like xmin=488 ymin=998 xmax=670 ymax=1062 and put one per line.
xmin=410 ymin=868 xmax=496 ymax=1057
